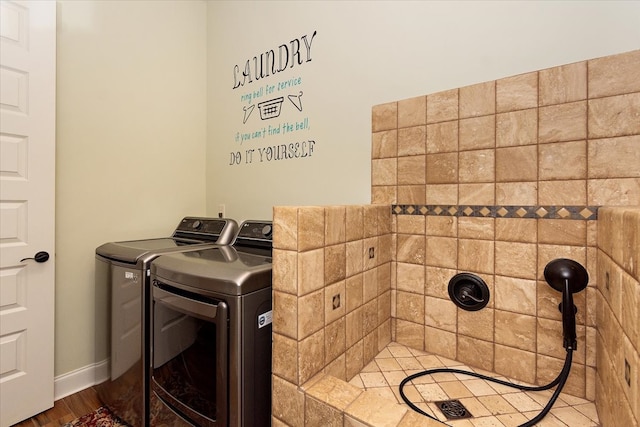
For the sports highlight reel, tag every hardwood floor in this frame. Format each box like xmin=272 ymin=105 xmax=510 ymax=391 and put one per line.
xmin=11 ymin=386 xmax=103 ymax=427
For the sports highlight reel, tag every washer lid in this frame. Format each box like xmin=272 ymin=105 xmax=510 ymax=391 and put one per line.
xmin=95 ymin=237 xmax=210 ymax=264
xmin=150 ymin=246 xmax=272 ymax=296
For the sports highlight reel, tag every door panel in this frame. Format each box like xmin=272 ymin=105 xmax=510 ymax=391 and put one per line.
xmin=0 ymin=1 xmax=56 ymax=425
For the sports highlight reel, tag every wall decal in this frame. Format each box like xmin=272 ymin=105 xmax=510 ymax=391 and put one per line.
xmin=229 ymin=31 xmax=317 ymax=167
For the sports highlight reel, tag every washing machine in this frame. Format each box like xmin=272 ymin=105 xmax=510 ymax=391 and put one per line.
xmin=95 ymin=217 xmax=238 ymax=427
xmin=149 ymin=220 xmax=273 ymax=427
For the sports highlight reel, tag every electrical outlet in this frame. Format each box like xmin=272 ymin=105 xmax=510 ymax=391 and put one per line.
xmin=217 ymin=204 xmax=225 ymax=218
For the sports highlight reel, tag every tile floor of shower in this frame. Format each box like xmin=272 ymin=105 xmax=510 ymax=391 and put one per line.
xmin=345 ymin=342 xmax=600 ymax=427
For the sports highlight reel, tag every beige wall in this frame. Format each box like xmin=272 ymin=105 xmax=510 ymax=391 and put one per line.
xmin=205 ymin=1 xmax=640 ymax=222
xmin=55 ymin=0 xmax=207 ymax=376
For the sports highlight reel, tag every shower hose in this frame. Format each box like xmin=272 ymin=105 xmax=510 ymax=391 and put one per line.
xmin=398 ymin=347 xmax=574 ymax=427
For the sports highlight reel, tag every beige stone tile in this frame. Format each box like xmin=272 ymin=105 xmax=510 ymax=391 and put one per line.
xmin=494 ymin=275 xmax=536 ymax=316
xmin=425 ymin=266 xmax=457 ymax=299
xmin=372 ymin=102 xmax=398 ymax=132
xmin=424 ymin=326 xmax=456 ymax=359
xmin=427 ymin=88 xmax=458 ymax=123
xmin=325 ymin=353 xmax=347 ymax=381
xmin=397 ymin=262 xmax=425 ymax=293
xmin=397 ymin=215 xmax=425 ymax=234
xmin=460 ymin=80 xmax=496 ymax=118
xmin=458 ymin=183 xmax=495 ymax=205
xmin=538 ymin=180 xmax=587 ymax=205
xmin=346 ymin=341 xmax=364 ymax=381
xmin=458 ymin=217 xmax=494 ymax=240
xmin=539 ymin=101 xmax=587 ymax=143
xmin=458 ymin=308 xmax=494 ymax=342
xmin=298 ymin=206 xmax=325 ymax=251
xmin=495 ymin=218 xmax=537 ymax=243
xmin=363 ymin=205 xmax=379 ymax=238
xmin=363 ymin=268 xmax=378 ymax=303
xmin=398 ymin=155 xmax=426 ymax=185
xmin=273 ymin=290 xmax=298 ymax=339
xmin=588 ymin=177 xmax=640 ymax=206
xmin=550 ymin=405 xmax=597 ymax=427
xmin=426 ymin=183 xmax=458 ymax=204
xmin=494 ymin=310 xmax=536 ymax=352
xmin=346 ymin=206 xmax=364 ymax=242
xmin=539 ymin=61 xmax=587 ymax=106
xmin=273 ymin=206 xmax=298 ymax=250
xmin=589 ymin=49 xmax=640 ymax=98
xmin=459 ymin=115 xmax=495 ymax=151
xmin=589 ymin=92 xmax=640 ymax=138
xmin=397 ymin=409 xmax=445 ymax=426
xmin=298 ymin=289 xmax=324 ymax=339
xmin=396 ymin=319 xmax=425 ymax=350
xmin=496 ymin=72 xmax=538 ymax=112
xmin=306 ymin=373 xmax=364 ymax=411
xmin=372 ymin=186 xmax=397 ymax=205
xmin=495 ymin=145 xmax=537 ymax=182
xmin=425 ymin=236 xmax=457 ymax=269
xmin=398 ymin=126 xmax=427 ymax=156
xmin=426 ymin=152 xmax=458 ymax=184
xmin=426 ymin=121 xmax=458 ymax=153
xmin=273 ymin=249 xmax=298 ymax=294
xmin=325 ymin=244 xmax=346 ymax=285
xmin=588 ymin=135 xmax=640 ymax=179
xmin=623 ymin=208 xmax=640 ymax=281
xmin=477 ymin=394 xmax=517 ymax=415
xmin=377 ymin=263 xmax=392 ymax=295
xmin=425 ymin=215 xmax=456 ymax=237
xmin=463 ymin=379 xmax=499 ymax=398
xmin=539 ymin=140 xmax=587 ymax=180
xmin=305 ymin=396 xmax=343 ymax=427
xmin=538 ymin=220 xmax=586 ymax=246
xmin=363 ymin=299 xmax=379 ymax=337
xmin=273 ymin=333 xmax=298 ymax=384
xmin=495 ymin=182 xmax=537 ymax=205
xmin=346 ymin=240 xmax=364 ymax=278
xmin=298 ymin=248 xmax=324 ymax=296
xmin=372 ymin=158 xmax=398 ymax=186
xmin=272 ymin=376 xmax=305 ymax=425
xmin=372 ymin=130 xmax=398 ymax=159
xmin=346 ymin=389 xmax=408 ymax=427
xmin=459 ymin=149 xmax=495 ymax=183
xmin=325 ymin=280 xmax=346 ymax=325
xmin=299 ymin=329 xmax=326 ymax=385
xmin=325 ymin=206 xmax=346 ymax=246
xmin=397 ymin=234 xmax=426 ymax=265
xmin=457 ymin=335 xmax=494 ymax=372
xmin=500 ymin=391 xmax=542 ymax=412
xmin=440 ymin=380 xmax=474 ymax=399
xmin=325 ymin=317 xmax=346 ymax=365
xmin=398 ymin=96 xmax=427 ymax=128
xmin=346 ymin=306 xmax=364 ymax=348
xmin=458 ymin=239 xmax=494 ymax=274
xmin=397 ymin=185 xmax=426 ymax=204
xmin=496 ymin=108 xmax=537 ymax=147
xmin=495 ymin=241 xmax=537 ymax=279
xmin=396 ymin=290 xmax=425 ymax=324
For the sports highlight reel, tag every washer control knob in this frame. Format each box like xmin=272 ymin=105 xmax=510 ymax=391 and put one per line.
xmin=192 ymin=220 xmax=202 ymax=230
xmin=262 ymin=224 xmax=273 ymax=238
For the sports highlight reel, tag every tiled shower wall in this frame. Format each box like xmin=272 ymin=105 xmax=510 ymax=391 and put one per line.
xmin=369 ymin=49 xmax=639 ymax=401
xmin=597 ymin=207 xmax=639 ymax=426
xmin=271 ymin=205 xmax=394 ymax=426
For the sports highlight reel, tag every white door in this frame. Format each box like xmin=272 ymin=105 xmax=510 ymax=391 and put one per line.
xmin=0 ymin=1 xmax=56 ymax=425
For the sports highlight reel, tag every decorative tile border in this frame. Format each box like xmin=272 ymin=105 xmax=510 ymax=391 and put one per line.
xmin=391 ymin=205 xmax=599 ymax=220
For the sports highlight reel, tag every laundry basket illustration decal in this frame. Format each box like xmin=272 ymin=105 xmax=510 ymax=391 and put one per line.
xmin=257 ymin=97 xmax=284 ymax=120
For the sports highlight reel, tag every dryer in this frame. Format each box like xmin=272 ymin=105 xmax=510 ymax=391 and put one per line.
xmin=95 ymin=217 xmax=238 ymax=427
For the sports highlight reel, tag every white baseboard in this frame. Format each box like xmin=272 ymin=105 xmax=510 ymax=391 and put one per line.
xmin=54 ymin=359 xmax=109 ymax=401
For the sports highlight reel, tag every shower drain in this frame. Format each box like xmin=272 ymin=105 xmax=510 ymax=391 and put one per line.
xmin=435 ymin=399 xmax=473 ymax=420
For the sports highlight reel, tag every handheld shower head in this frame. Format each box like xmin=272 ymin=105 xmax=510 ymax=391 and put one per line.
xmin=543 ymin=258 xmax=589 ymax=351
xmin=543 ymin=258 xmax=589 ymax=294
